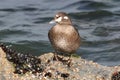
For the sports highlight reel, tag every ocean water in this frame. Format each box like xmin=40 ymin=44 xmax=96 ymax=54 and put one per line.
xmin=0 ymin=0 xmax=120 ymax=66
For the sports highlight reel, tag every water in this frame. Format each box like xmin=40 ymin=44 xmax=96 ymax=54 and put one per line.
xmin=0 ymin=0 xmax=120 ymax=66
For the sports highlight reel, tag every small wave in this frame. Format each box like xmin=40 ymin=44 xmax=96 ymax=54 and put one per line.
xmin=0 ymin=20 xmax=5 ymax=25
xmin=0 ymin=29 xmax=30 ymax=36
xmin=69 ymin=10 xmax=113 ymax=20
xmin=62 ymin=0 xmax=111 ymax=10
xmin=0 ymin=29 xmax=31 ymax=42
xmin=16 ymin=40 xmax=52 ymax=55
xmin=0 ymin=7 xmax=38 ymax=12
xmin=92 ymin=27 xmax=109 ymax=37
xmin=0 ymin=8 xmax=17 ymax=12
xmin=77 ymin=1 xmax=111 ymax=10
xmin=17 ymin=6 xmax=38 ymax=12
xmin=11 ymin=24 xmax=33 ymax=28
xmin=107 ymin=26 xmax=120 ymax=31
xmin=33 ymin=17 xmax=52 ymax=24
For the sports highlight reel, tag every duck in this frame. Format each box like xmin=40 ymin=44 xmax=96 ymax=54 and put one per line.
xmin=48 ymin=12 xmax=81 ymax=64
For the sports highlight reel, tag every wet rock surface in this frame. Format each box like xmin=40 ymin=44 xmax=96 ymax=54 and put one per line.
xmin=0 ymin=44 xmax=120 ymax=80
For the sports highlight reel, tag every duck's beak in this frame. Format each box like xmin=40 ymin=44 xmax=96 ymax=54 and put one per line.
xmin=49 ymin=20 xmax=56 ymax=24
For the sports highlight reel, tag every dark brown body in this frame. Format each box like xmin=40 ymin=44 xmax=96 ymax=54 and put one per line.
xmin=48 ymin=24 xmax=81 ymax=54
xmin=48 ymin=12 xmax=81 ymax=55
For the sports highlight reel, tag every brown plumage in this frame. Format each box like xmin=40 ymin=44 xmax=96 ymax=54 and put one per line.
xmin=48 ymin=12 xmax=81 ymax=56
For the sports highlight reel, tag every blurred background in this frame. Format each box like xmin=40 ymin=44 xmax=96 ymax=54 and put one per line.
xmin=0 ymin=0 xmax=120 ymax=66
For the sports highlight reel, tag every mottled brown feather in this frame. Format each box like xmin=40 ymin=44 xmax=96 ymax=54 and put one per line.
xmin=48 ymin=12 xmax=81 ymax=55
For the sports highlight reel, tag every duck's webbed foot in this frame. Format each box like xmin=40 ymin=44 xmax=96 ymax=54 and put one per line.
xmin=61 ymin=57 xmax=72 ymax=67
xmin=52 ymin=52 xmax=72 ymax=67
xmin=53 ymin=52 xmax=63 ymax=61
xmin=66 ymin=58 xmax=72 ymax=67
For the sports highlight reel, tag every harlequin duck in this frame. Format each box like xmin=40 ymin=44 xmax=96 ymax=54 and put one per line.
xmin=48 ymin=12 xmax=81 ymax=62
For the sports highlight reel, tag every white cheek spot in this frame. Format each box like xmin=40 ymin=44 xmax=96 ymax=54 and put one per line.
xmin=55 ymin=17 xmax=62 ymax=22
xmin=64 ymin=16 xmax=68 ymax=20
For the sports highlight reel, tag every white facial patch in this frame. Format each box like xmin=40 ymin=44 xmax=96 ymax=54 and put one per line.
xmin=55 ymin=17 xmax=62 ymax=22
xmin=63 ymin=16 xmax=68 ymax=20
xmin=56 ymin=15 xmax=59 ymax=17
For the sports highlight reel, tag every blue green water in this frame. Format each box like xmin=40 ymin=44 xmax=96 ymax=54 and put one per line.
xmin=0 ymin=0 xmax=120 ymax=66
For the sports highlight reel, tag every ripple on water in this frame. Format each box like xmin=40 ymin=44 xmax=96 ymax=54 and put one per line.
xmin=62 ymin=0 xmax=112 ymax=11
xmin=14 ymin=41 xmax=53 ymax=56
xmin=77 ymin=0 xmax=112 ymax=10
xmin=32 ymin=17 xmax=52 ymax=24
xmin=69 ymin=10 xmax=113 ymax=20
xmin=0 ymin=29 xmax=31 ymax=41
xmin=92 ymin=27 xmax=109 ymax=36
xmin=0 ymin=29 xmax=30 ymax=35
xmin=0 ymin=8 xmax=17 ymax=12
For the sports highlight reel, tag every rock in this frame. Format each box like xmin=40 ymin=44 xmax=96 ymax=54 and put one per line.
xmin=0 ymin=46 xmax=120 ymax=80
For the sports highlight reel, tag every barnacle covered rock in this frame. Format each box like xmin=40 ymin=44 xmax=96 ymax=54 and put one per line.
xmin=0 ymin=44 xmax=120 ymax=80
